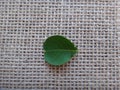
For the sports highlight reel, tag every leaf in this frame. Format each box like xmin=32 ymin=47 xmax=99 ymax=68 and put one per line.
xmin=43 ymin=35 xmax=78 ymax=66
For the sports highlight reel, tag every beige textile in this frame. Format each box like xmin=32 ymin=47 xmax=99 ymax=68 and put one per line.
xmin=0 ymin=0 xmax=119 ymax=90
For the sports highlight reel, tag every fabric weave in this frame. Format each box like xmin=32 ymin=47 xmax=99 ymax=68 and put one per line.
xmin=0 ymin=0 xmax=119 ymax=90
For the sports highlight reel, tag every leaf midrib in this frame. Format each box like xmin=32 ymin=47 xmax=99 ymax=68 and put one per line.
xmin=45 ymin=49 xmax=78 ymax=52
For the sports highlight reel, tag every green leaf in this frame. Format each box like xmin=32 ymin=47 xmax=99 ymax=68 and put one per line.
xmin=43 ymin=35 xmax=78 ymax=66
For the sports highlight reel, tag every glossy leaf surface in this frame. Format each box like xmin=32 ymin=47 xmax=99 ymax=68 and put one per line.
xmin=43 ymin=35 xmax=78 ymax=66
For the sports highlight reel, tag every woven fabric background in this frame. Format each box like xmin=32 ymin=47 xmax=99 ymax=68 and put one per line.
xmin=0 ymin=0 xmax=119 ymax=90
